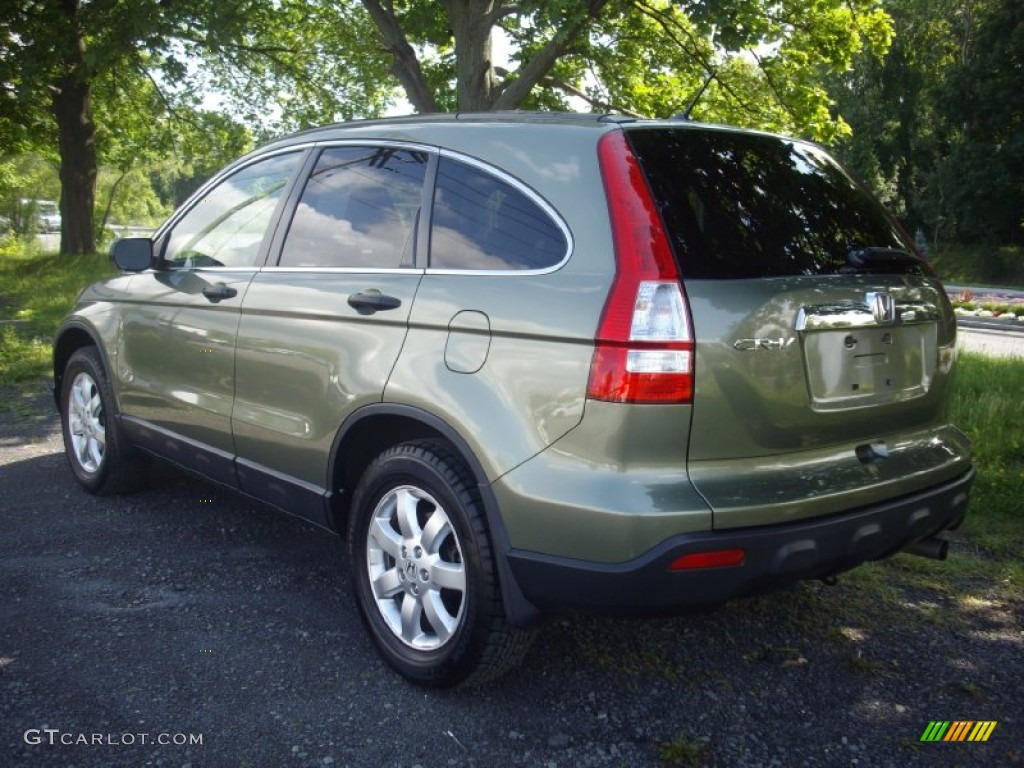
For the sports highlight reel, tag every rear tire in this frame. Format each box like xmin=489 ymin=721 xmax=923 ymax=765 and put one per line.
xmin=60 ymin=347 xmax=145 ymax=495
xmin=348 ymin=440 xmax=533 ymax=687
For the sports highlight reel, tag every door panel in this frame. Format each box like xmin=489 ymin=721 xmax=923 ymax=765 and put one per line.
xmin=232 ymin=272 xmax=421 ymax=494
xmin=117 ymin=270 xmax=255 ymax=479
xmin=118 ymin=270 xmax=255 ymax=453
xmin=116 ymin=150 xmax=305 ymax=481
xmin=231 ymin=145 xmax=429 ymax=508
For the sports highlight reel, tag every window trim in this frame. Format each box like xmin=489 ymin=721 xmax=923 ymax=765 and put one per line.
xmin=248 ymin=266 xmax=425 ymax=276
xmin=425 ymin=149 xmax=574 ymax=276
xmin=156 ymin=138 xmax=575 ymax=277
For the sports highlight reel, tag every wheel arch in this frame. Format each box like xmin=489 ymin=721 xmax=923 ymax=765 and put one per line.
xmin=327 ymin=404 xmax=491 ymax=530
xmin=328 ymin=403 xmax=541 ymax=628
xmin=53 ymin=322 xmax=112 ymax=413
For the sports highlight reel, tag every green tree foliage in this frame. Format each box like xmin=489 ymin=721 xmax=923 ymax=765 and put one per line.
xmin=3 ymin=0 xmax=895 ymax=256
xmin=0 ymin=153 xmax=59 ymax=236
xmin=360 ymin=0 xmax=893 ymax=142
xmin=90 ymin=73 xmax=253 ymax=241
xmin=940 ymin=0 xmax=1023 ymax=245
xmin=0 ymin=0 xmax=393 ymax=255
xmin=829 ymin=0 xmax=1023 ymax=249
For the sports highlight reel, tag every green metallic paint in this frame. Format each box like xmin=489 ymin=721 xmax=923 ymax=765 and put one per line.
xmin=114 ymin=268 xmax=256 ymax=453
xmin=444 ymin=310 xmax=490 ymax=374
xmin=383 ymin=269 xmax=607 ymax=482
xmin=232 ymin=270 xmax=422 ymax=489
xmin=493 ymin=400 xmax=710 ymax=563
xmin=688 ymin=424 xmax=972 ymax=530
xmin=684 ymin=276 xmax=964 ymax=528
xmin=684 ymin=277 xmax=956 ymax=459
xmin=59 ymin=275 xmax=136 ymax=404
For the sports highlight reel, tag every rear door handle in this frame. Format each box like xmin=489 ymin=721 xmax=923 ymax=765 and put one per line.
xmin=348 ymin=290 xmax=402 ymax=315
xmin=202 ymin=283 xmax=238 ymax=303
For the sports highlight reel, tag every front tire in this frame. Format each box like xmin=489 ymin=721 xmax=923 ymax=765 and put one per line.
xmin=60 ymin=347 xmax=145 ymax=495
xmin=348 ymin=440 xmax=532 ymax=687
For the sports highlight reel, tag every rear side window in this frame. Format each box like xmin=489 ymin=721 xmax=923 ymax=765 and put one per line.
xmin=626 ymin=129 xmax=925 ymax=279
xmin=280 ymin=146 xmax=427 ymax=269
xmin=429 ymin=157 xmax=567 ymax=271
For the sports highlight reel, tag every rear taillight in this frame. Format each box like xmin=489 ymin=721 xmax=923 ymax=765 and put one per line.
xmin=588 ymin=131 xmax=694 ymax=404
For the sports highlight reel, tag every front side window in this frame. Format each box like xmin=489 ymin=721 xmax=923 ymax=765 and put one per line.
xmin=280 ymin=146 xmax=427 ymax=269
xmin=430 ymin=157 xmax=568 ymax=271
xmin=164 ymin=152 xmax=301 ymax=269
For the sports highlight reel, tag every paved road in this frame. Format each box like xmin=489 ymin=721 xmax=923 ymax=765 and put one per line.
xmin=958 ymin=326 xmax=1024 ymax=358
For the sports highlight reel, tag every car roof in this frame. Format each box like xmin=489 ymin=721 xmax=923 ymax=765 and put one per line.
xmin=255 ymin=112 xmax=622 ymax=151
xmin=254 ymin=111 xmax=796 ymax=156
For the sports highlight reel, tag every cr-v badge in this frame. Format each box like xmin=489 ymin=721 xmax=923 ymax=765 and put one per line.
xmin=733 ymin=337 xmax=797 ymax=351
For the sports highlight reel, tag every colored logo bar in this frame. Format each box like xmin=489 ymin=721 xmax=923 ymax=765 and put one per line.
xmin=920 ymin=721 xmax=998 ymax=742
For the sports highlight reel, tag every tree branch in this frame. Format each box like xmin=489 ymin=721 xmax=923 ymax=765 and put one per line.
xmin=484 ymin=1 xmax=520 ymax=27
xmin=172 ymin=31 xmax=303 ymax=82
xmin=749 ymin=49 xmax=800 ymax=125
xmin=495 ymin=66 xmax=643 ymax=117
xmin=361 ymin=0 xmax=440 ymax=112
xmin=133 ymin=57 xmax=207 ymax=161
xmin=629 ymin=0 xmax=763 ymax=119
xmin=492 ymin=0 xmax=613 ymax=110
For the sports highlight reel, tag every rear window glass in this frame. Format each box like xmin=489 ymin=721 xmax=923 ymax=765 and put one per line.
xmin=626 ymin=129 xmax=926 ymax=279
xmin=429 ymin=157 xmax=567 ymax=271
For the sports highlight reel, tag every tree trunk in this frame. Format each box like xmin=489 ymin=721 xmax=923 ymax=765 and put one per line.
xmin=364 ymin=0 xmax=612 ymax=114
xmin=52 ymin=0 xmax=96 ymax=255
xmin=361 ymin=0 xmax=441 ymax=113
xmin=445 ymin=1 xmax=498 ymax=110
xmin=53 ymin=74 xmax=97 ymax=255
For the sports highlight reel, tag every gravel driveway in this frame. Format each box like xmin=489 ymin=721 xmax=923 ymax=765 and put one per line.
xmin=1 ymin=387 xmax=1020 ymax=768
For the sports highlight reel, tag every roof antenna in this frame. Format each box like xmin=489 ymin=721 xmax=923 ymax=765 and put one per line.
xmin=674 ymin=69 xmax=717 ymax=121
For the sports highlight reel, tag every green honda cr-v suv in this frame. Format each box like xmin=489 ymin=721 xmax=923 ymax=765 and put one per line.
xmin=55 ymin=112 xmax=973 ymax=687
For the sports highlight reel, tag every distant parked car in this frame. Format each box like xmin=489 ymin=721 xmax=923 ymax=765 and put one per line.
xmin=14 ymin=198 xmax=61 ymax=233
xmin=35 ymin=200 xmax=61 ymax=232
xmin=54 ymin=112 xmax=973 ymax=687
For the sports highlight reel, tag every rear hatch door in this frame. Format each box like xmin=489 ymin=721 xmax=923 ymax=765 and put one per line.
xmin=626 ymin=126 xmax=970 ymax=529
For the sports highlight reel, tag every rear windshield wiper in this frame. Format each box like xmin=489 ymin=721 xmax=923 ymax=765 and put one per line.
xmin=846 ymin=247 xmax=924 ymax=269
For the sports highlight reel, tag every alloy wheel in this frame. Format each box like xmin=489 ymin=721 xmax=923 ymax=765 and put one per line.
xmin=365 ymin=485 xmax=467 ymax=650
xmin=67 ymin=371 xmax=106 ymax=474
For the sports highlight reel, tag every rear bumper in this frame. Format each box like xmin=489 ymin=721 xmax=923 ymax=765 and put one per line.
xmin=506 ymin=466 xmax=973 ymax=614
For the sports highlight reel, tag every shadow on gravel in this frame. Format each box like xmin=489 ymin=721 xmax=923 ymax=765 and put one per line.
xmin=0 ymin=387 xmax=60 ymax=447
xmin=2 ymin=445 xmax=1021 ymax=768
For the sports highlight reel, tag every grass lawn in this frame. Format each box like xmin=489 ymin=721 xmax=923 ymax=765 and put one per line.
xmin=0 ymin=247 xmax=1020 ymax=600
xmin=0 ymin=245 xmax=116 ymax=395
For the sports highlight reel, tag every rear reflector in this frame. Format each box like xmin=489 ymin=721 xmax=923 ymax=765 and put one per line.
xmin=668 ymin=549 xmax=746 ymax=571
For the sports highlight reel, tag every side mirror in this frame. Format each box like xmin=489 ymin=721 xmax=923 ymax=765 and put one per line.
xmin=110 ymin=237 xmax=153 ymax=272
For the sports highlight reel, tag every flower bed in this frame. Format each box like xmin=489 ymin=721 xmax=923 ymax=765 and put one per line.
xmin=948 ymin=288 xmax=1024 ymax=321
